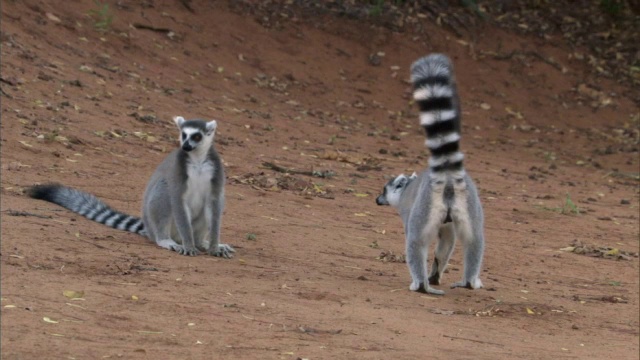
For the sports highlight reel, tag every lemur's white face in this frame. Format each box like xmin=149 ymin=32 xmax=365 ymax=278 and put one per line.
xmin=376 ymin=173 xmax=416 ymax=207
xmin=173 ymin=116 xmax=217 ymax=153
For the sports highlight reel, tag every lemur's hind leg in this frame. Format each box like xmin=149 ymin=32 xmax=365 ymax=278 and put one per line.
xmin=429 ymin=223 xmax=456 ymax=285
xmin=451 ymin=215 xmax=484 ymax=289
xmin=144 ymin=187 xmax=185 ymax=253
xmin=406 ymin=222 xmax=444 ymax=295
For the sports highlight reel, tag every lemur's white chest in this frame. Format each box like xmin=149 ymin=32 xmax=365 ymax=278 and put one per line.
xmin=184 ymin=160 xmax=214 ymax=215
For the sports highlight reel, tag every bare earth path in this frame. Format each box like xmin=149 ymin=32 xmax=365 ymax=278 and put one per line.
xmin=1 ymin=1 xmax=638 ymax=359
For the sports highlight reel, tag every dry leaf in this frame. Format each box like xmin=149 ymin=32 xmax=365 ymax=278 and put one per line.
xmin=63 ymin=290 xmax=84 ymax=299
xmin=46 ymin=13 xmax=61 ymax=22
xmin=505 ymin=107 xmax=524 ymax=119
xmin=65 ymin=303 xmax=86 ymax=309
xmin=604 ymin=248 xmax=619 ymax=256
xmin=526 ymin=308 xmax=535 ymax=315
xmin=430 ymin=308 xmax=455 ymax=315
xmin=43 ymin=317 xmax=59 ymax=324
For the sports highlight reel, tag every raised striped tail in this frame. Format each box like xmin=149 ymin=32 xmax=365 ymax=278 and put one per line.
xmin=27 ymin=184 xmax=146 ymax=235
xmin=411 ymin=54 xmax=464 ymax=174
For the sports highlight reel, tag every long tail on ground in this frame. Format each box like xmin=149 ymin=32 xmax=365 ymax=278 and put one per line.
xmin=410 ymin=53 xmax=464 ymax=174
xmin=27 ymin=184 xmax=146 ymax=235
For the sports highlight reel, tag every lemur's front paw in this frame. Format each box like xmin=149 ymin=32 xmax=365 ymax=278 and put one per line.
xmin=208 ymin=244 xmax=235 ymax=258
xmin=451 ymin=278 xmax=483 ymax=290
xmin=175 ymin=245 xmax=199 ymax=256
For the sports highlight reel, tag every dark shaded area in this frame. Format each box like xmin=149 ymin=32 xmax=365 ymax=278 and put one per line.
xmin=231 ymin=0 xmax=639 ymax=102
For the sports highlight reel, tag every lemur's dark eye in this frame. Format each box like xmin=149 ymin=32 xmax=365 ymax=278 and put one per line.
xmin=181 ymin=132 xmax=187 ymax=141
xmin=192 ymin=133 xmax=202 ymax=142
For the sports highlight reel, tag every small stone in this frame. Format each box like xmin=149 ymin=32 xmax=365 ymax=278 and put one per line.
xmin=368 ymin=53 xmax=382 ymax=66
xmin=620 ymin=199 xmax=630 ymax=205
xmin=46 ymin=13 xmax=61 ymax=23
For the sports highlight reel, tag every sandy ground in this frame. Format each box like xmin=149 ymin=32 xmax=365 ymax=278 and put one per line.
xmin=1 ymin=1 xmax=638 ymax=359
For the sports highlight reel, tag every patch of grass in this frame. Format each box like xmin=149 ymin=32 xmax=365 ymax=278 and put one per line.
xmin=246 ymin=233 xmax=257 ymax=241
xmin=560 ymin=193 xmax=580 ymax=215
xmin=88 ymin=0 xmax=113 ymax=32
xmin=600 ymin=0 xmax=624 ymax=17
xmin=539 ymin=193 xmax=581 ymax=215
xmin=369 ymin=0 xmax=406 ymax=17
xmin=543 ymin=151 xmax=557 ymax=162
xmin=369 ymin=0 xmax=385 ymax=17
xmin=460 ymin=0 xmax=487 ymax=18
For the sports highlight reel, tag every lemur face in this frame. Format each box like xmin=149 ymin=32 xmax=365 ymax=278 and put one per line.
xmin=376 ymin=175 xmax=406 ymax=207
xmin=173 ymin=116 xmax=217 ymax=153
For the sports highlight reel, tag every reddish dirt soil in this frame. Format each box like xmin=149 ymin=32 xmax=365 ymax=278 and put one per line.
xmin=1 ymin=1 xmax=638 ymax=359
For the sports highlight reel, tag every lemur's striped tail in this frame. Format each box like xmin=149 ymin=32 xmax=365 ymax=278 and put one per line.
xmin=27 ymin=184 xmax=146 ymax=235
xmin=410 ymin=54 xmax=464 ymax=174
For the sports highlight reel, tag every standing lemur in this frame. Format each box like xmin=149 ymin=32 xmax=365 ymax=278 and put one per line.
xmin=28 ymin=116 xmax=234 ymax=258
xmin=376 ymin=54 xmax=485 ymax=295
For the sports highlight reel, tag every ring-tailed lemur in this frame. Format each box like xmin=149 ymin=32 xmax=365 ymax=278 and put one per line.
xmin=27 ymin=116 xmax=235 ymax=258
xmin=376 ymin=54 xmax=484 ymax=295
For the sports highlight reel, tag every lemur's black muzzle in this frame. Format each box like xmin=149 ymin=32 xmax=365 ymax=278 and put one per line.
xmin=182 ymin=143 xmax=194 ymax=152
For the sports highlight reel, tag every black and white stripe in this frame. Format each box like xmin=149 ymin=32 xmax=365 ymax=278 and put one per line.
xmin=410 ymin=54 xmax=464 ymax=174
xmin=27 ymin=184 xmax=145 ymax=235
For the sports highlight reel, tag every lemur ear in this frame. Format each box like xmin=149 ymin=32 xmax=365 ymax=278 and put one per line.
xmin=173 ymin=116 xmax=185 ymax=128
xmin=395 ymin=175 xmax=408 ymax=187
xmin=205 ymin=120 xmax=217 ymax=135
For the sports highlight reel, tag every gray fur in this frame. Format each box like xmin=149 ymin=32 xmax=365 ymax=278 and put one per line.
xmin=376 ymin=54 xmax=485 ymax=295
xmin=27 ymin=116 xmax=234 ymax=258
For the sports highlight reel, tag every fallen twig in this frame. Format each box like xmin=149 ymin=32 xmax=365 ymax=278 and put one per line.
xmin=3 ymin=209 xmax=52 ymax=219
xmin=179 ymin=0 xmax=195 ymax=13
xmin=481 ymin=50 xmax=564 ymax=71
xmin=0 ymin=87 xmax=12 ymax=99
xmin=132 ymin=23 xmax=172 ymax=33
xmin=443 ymin=334 xmax=504 ymax=347
xmin=262 ymin=161 xmax=335 ymax=178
